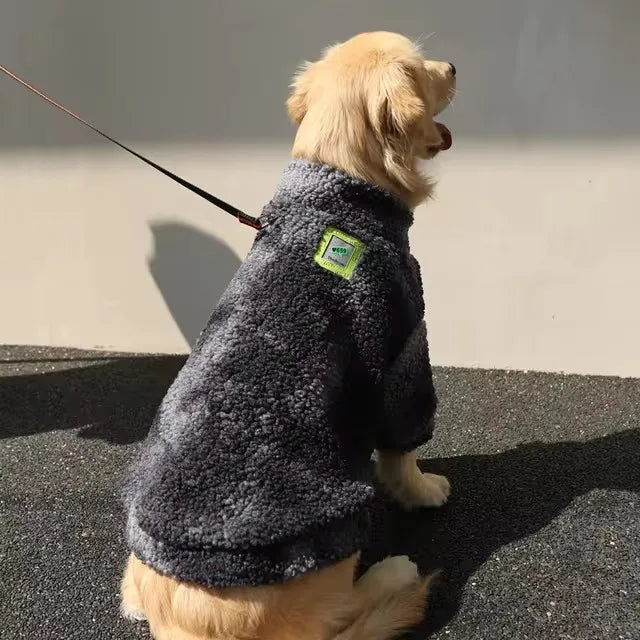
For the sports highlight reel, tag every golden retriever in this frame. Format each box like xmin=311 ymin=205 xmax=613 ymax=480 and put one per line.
xmin=121 ymin=31 xmax=455 ymax=640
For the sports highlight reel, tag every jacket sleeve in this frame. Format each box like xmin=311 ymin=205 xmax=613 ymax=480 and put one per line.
xmin=374 ymin=318 xmax=437 ymax=452
xmin=348 ymin=245 xmax=437 ymax=453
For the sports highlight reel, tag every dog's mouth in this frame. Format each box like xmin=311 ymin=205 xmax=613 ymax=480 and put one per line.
xmin=435 ymin=122 xmax=452 ymax=151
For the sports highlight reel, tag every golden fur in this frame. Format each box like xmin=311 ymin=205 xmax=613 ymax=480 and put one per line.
xmin=288 ymin=31 xmax=455 ymax=208
xmin=122 ymin=553 xmax=435 ymax=640
xmin=121 ymin=31 xmax=455 ymax=640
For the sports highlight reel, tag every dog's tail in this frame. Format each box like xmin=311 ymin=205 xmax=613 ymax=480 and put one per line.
xmin=332 ymin=572 xmax=437 ymax=640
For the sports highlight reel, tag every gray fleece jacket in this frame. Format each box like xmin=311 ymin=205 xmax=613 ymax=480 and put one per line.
xmin=124 ymin=160 xmax=437 ymax=588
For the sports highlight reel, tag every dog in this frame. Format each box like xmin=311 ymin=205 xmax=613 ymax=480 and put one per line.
xmin=121 ymin=31 xmax=456 ymax=640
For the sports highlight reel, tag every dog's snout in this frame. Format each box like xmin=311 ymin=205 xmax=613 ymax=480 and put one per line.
xmin=448 ymin=62 xmax=456 ymax=77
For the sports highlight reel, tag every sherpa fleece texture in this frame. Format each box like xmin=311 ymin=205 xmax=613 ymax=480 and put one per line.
xmin=125 ymin=160 xmax=437 ymax=588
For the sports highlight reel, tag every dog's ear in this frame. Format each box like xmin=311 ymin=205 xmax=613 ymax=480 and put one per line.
xmin=287 ymin=62 xmax=318 ymax=125
xmin=367 ymin=61 xmax=441 ymax=187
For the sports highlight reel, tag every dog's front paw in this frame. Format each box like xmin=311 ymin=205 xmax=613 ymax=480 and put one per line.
xmin=376 ymin=452 xmax=451 ymax=510
xmin=411 ymin=472 xmax=451 ymax=508
xmin=388 ymin=472 xmax=451 ymax=510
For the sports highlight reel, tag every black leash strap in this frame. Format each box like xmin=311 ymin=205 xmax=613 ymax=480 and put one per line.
xmin=0 ymin=64 xmax=262 ymax=230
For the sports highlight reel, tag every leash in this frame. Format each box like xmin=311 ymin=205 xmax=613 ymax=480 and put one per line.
xmin=0 ymin=64 xmax=262 ymax=230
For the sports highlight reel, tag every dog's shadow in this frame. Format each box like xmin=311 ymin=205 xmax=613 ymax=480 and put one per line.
xmin=0 ymin=355 xmax=186 ymax=443
xmin=148 ymin=221 xmax=242 ymax=348
xmin=362 ymin=428 xmax=640 ymax=636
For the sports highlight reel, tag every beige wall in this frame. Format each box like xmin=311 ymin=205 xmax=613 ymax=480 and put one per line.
xmin=2 ymin=1 xmax=639 ymax=376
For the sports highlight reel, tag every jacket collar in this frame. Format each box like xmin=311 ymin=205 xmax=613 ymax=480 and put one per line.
xmin=261 ymin=160 xmax=414 ymax=245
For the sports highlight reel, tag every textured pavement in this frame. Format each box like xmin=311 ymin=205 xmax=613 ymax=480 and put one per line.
xmin=1 ymin=345 xmax=638 ymax=639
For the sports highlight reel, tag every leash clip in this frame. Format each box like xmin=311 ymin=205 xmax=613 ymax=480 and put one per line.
xmin=237 ymin=214 xmax=263 ymax=230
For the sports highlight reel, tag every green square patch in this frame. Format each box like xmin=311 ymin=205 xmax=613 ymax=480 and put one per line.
xmin=314 ymin=226 xmax=365 ymax=280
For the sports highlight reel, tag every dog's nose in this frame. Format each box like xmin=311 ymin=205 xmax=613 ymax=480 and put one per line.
xmin=448 ymin=62 xmax=456 ymax=77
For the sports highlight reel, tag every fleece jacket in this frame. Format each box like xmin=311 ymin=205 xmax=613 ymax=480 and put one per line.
xmin=124 ymin=160 xmax=437 ymax=588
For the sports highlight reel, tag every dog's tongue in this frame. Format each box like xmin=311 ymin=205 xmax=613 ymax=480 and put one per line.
xmin=435 ymin=122 xmax=452 ymax=151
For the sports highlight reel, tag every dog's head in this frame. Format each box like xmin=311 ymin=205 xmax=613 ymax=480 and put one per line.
xmin=287 ymin=32 xmax=456 ymax=208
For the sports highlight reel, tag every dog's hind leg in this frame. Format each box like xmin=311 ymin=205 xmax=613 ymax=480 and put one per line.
xmin=332 ymin=556 xmax=433 ymax=640
xmin=353 ymin=555 xmax=420 ymax=603
xmin=120 ymin=553 xmax=148 ymax=622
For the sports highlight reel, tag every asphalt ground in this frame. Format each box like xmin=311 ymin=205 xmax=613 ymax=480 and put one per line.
xmin=1 ymin=345 xmax=638 ymax=639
